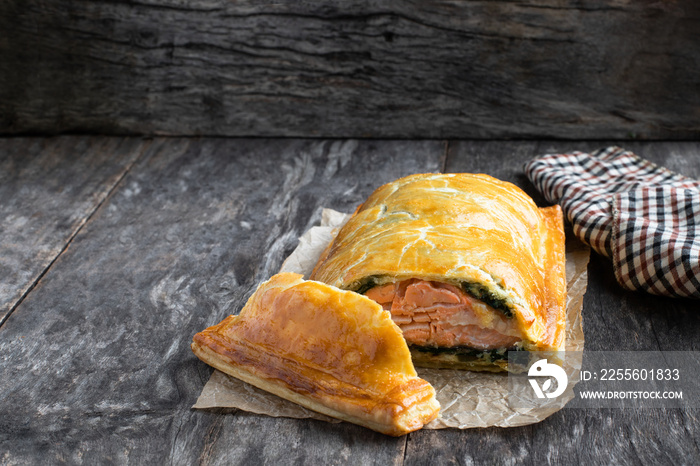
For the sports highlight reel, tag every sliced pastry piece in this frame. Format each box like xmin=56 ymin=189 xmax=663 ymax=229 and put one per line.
xmin=310 ymin=173 xmax=567 ymax=371
xmin=191 ymin=272 xmax=440 ymax=436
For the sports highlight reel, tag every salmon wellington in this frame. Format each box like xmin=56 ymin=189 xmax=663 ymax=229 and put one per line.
xmin=192 ymin=273 xmax=440 ymax=436
xmin=310 ymin=173 xmax=567 ymax=372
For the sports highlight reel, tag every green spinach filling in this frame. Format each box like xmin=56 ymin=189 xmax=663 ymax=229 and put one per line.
xmin=411 ymin=344 xmax=524 ymax=364
xmin=353 ymin=276 xmax=381 ymax=295
xmin=460 ymin=282 xmax=513 ymax=317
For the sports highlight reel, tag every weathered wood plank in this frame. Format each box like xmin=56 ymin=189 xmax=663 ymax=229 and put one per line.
xmin=0 ymin=138 xmax=443 ymax=464
xmin=2 ymin=1 xmax=699 ymax=138
xmin=190 ymin=413 xmax=406 ymax=466
xmin=533 ymin=141 xmax=700 ymax=181
xmin=2 ymin=138 xmax=698 ymax=464
xmin=435 ymin=140 xmax=700 ymax=464
xmin=0 ymin=137 xmax=146 ymax=324
xmin=404 ymin=408 xmax=700 ymax=465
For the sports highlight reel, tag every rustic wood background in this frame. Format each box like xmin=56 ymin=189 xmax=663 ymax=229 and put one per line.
xmin=2 ymin=0 xmax=699 ymax=139
xmin=1 ymin=138 xmax=699 ymax=464
xmin=2 ymin=0 xmax=700 ymax=462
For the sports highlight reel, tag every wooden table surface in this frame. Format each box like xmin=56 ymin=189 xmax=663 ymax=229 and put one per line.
xmin=1 ymin=137 xmax=699 ymax=465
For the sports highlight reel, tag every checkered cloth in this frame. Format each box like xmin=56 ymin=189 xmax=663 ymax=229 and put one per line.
xmin=525 ymin=146 xmax=700 ymax=299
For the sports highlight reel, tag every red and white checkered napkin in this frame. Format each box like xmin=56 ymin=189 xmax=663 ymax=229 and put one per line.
xmin=525 ymin=146 xmax=700 ymax=299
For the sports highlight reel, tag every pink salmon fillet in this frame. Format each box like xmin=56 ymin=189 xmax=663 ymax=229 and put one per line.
xmin=365 ymin=279 xmax=521 ymax=350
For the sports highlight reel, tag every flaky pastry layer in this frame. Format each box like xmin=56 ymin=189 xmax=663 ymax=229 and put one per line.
xmin=310 ymin=173 xmax=567 ymax=356
xmin=192 ymin=273 xmax=440 ymax=436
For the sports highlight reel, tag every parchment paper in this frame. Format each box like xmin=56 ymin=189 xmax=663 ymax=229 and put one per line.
xmin=193 ymin=208 xmax=590 ymax=428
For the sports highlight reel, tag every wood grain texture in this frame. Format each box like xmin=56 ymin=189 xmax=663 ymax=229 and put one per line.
xmin=1 ymin=137 xmax=699 ymax=464
xmin=0 ymin=137 xmax=443 ymax=464
xmin=2 ymin=1 xmax=700 ymax=139
xmin=0 ymin=137 xmax=145 ymax=324
xmin=404 ymin=408 xmax=700 ymax=465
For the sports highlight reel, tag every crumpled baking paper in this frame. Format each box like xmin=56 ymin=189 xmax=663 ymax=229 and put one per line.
xmin=193 ymin=208 xmax=590 ymax=428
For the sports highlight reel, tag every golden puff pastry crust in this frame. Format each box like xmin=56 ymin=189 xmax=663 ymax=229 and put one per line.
xmin=310 ymin=173 xmax=567 ymax=365
xmin=191 ymin=273 xmax=440 ymax=436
